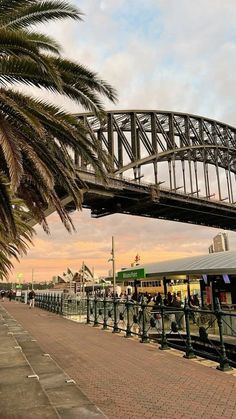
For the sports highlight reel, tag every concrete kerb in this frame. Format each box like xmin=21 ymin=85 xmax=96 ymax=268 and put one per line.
xmin=0 ymin=304 xmax=106 ymax=419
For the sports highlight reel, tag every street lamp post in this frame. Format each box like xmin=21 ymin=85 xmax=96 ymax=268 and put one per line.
xmin=108 ymin=236 xmax=116 ymax=296
xmin=112 ymin=236 xmax=116 ymax=296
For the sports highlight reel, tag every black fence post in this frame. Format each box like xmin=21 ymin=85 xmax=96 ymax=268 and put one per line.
xmin=103 ymin=295 xmax=108 ymax=330
xmin=140 ymin=297 xmax=149 ymax=343
xmin=159 ymin=299 xmax=169 ymax=350
xmin=215 ymin=298 xmax=232 ymax=372
xmin=56 ymin=294 xmax=59 ymax=314
xmin=86 ymin=293 xmax=90 ymax=324
xmin=60 ymin=294 xmax=63 ymax=314
xmin=183 ymin=299 xmax=196 ymax=359
xmin=125 ymin=297 xmax=132 ymax=338
xmin=113 ymin=296 xmax=120 ymax=333
xmin=93 ymin=294 xmax=99 ymax=327
xmin=52 ymin=293 xmax=54 ymax=311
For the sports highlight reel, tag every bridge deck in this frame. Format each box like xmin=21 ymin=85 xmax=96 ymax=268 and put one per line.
xmin=3 ymin=301 xmax=236 ymax=419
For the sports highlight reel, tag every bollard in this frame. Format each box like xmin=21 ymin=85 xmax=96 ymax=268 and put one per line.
xmin=159 ymin=299 xmax=169 ymax=350
xmin=140 ymin=297 xmax=149 ymax=343
xmin=125 ymin=297 xmax=132 ymax=338
xmin=113 ymin=296 xmax=120 ymax=333
xmin=183 ymin=299 xmax=196 ymax=359
xmin=215 ymin=299 xmax=232 ymax=371
xmin=86 ymin=293 xmax=90 ymax=324
xmin=102 ymin=295 xmax=108 ymax=330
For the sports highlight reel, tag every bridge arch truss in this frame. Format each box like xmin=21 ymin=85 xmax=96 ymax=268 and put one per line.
xmin=78 ymin=110 xmax=236 ymax=205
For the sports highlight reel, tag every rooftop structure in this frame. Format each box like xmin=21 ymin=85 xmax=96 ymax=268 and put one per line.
xmin=119 ymin=250 xmax=236 ymax=277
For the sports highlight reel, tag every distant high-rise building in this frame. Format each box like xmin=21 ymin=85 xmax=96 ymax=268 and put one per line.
xmin=208 ymin=232 xmax=229 ymax=253
xmin=208 ymin=244 xmax=214 ymax=254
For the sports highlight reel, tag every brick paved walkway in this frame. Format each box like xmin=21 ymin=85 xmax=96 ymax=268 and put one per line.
xmin=3 ymin=301 xmax=236 ymax=419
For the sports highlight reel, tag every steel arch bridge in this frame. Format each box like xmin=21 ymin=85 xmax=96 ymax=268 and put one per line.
xmin=59 ymin=110 xmax=236 ymax=230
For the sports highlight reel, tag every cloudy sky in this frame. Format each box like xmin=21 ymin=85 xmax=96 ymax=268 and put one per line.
xmin=9 ymin=0 xmax=236 ymax=283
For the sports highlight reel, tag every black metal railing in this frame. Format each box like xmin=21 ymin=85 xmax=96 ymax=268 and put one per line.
xmin=35 ymin=292 xmax=63 ymax=314
xmin=31 ymin=292 xmax=236 ymax=371
xmin=85 ymin=295 xmax=236 ymax=371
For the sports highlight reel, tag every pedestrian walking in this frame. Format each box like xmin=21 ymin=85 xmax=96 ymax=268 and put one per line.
xmin=8 ymin=290 xmax=13 ymax=302
xmin=1 ymin=289 xmax=5 ymax=301
xmin=28 ymin=290 xmax=35 ymax=308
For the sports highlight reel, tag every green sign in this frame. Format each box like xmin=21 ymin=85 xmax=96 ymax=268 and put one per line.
xmin=16 ymin=284 xmax=23 ymax=289
xmin=118 ymin=268 xmax=145 ymax=281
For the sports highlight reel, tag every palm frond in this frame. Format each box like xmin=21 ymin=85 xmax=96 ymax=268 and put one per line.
xmin=21 ymin=30 xmax=62 ymax=54
xmin=0 ymin=89 xmax=45 ymax=136
xmin=52 ymin=57 xmax=118 ymax=103
xmin=0 ymin=116 xmax=23 ymax=190
xmin=0 ymin=174 xmax=16 ymax=236
xmin=0 ymin=191 xmax=35 ymax=278
xmin=0 ymin=30 xmax=63 ymax=88
xmin=0 ymin=56 xmax=115 ymax=115
xmin=0 ymin=1 xmax=83 ymax=30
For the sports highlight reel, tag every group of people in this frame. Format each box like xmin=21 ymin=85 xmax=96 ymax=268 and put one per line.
xmin=0 ymin=289 xmax=16 ymax=302
xmin=0 ymin=289 xmax=36 ymax=308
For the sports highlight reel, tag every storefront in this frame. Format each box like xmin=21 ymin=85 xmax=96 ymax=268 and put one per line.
xmin=117 ymin=250 xmax=236 ymax=307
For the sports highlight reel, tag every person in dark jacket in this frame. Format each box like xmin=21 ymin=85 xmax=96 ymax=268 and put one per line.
xmin=28 ymin=290 xmax=36 ymax=308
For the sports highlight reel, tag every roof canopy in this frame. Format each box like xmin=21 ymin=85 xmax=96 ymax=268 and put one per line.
xmin=123 ymin=251 xmax=236 ymax=277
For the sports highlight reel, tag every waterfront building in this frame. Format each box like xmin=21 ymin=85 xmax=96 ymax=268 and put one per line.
xmin=116 ymin=251 xmax=236 ymax=307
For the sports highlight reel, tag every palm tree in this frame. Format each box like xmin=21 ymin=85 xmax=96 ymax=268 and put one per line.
xmin=0 ymin=0 xmax=117 ymax=235
xmin=0 ymin=177 xmax=34 ymax=279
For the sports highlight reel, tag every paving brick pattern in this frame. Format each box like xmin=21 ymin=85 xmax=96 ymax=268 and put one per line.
xmin=3 ymin=301 xmax=236 ymax=419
